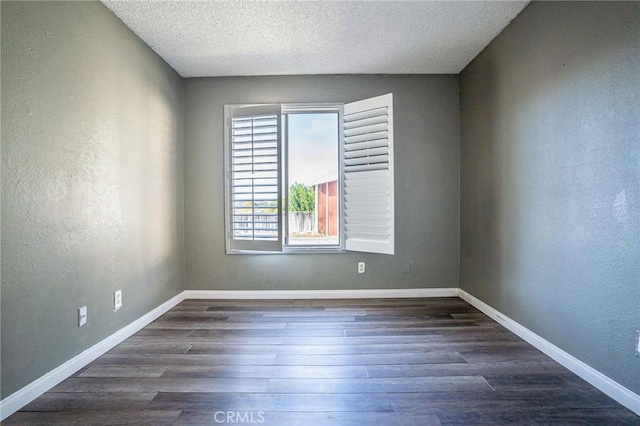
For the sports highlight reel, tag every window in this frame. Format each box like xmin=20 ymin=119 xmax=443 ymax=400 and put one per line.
xmin=224 ymin=93 xmax=394 ymax=255
xmin=285 ymin=109 xmax=340 ymax=247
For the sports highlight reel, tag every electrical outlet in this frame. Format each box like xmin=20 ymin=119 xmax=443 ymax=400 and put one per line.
xmin=636 ymin=330 xmax=640 ymax=357
xmin=78 ymin=306 xmax=87 ymax=327
xmin=358 ymin=262 xmax=365 ymax=274
xmin=114 ymin=290 xmax=122 ymax=311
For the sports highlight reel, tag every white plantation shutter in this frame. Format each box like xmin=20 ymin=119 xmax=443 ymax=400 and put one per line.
xmin=226 ymin=105 xmax=282 ymax=252
xmin=343 ymin=93 xmax=394 ymax=255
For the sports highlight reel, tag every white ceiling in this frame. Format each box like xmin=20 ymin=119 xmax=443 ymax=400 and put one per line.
xmin=102 ymin=1 xmax=529 ymax=78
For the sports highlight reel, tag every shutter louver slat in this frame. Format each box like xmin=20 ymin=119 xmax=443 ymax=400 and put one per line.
xmin=343 ymin=114 xmax=388 ymax=130
xmin=344 ymin=122 xmax=388 ymax=137
xmin=344 ymin=106 xmax=388 ymax=122
xmin=344 ymin=164 xmax=388 ymax=173
xmin=344 ymin=146 xmax=388 ymax=158
xmin=343 ymin=94 xmax=394 ymax=255
xmin=344 ymin=131 xmax=388 ymax=145
xmin=344 ymin=155 xmax=389 ymax=167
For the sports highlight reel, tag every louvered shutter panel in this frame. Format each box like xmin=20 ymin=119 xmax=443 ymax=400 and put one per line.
xmin=343 ymin=93 xmax=394 ymax=255
xmin=227 ymin=105 xmax=282 ymax=252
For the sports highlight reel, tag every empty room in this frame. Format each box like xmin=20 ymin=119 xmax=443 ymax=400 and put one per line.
xmin=1 ymin=0 xmax=638 ymax=424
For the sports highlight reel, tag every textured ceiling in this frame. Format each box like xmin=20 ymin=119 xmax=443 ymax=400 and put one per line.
xmin=102 ymin=1 xmax=529 ymax=77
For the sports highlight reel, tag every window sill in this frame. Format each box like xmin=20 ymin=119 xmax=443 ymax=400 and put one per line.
xmin=226 ymin=247 xmax=346 ymax=255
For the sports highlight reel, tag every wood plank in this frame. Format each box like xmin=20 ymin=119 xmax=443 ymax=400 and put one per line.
xmin=161 ymin=314 xmax=230 ymax=321
xmin=93 ymin=353 xmax=276 ymax=366
xmin=284 ymin=319 xmax=478 ymax=329
xmin=346 ymin=325 xmax=507 ymax=337
xmin=266 ymin=376 xmax=494 ymax=393
xmin=133 ymin=328 xmax=194 ymax=337
xmin=145 ymin=321 xmax=288 ymax=330
xmin=190 ymin=328 xmax=347 ymax=337
xmin=186 ymin=341 xmax=528 ymax=355
xmin=161 ymin=365 xmax=369 ymax=379
xmin=261 ymin=311 xmax=362 ymax=318
xmin=174 ymin=410 xmax=442 ymax=426
xmin=274 ymin=352 xmax=467 ymax=366
xmin=77 ymin=365 xmax=167 ymax=378
xmin=279 ymin=335 xmax=446 ymax=345
xmin=21 ymin=392 xmax=157 ymax=411
xmin=52 ymin=377 xmax=269 ymax=393
xmin=482 ymin=373 xmax=592 ymax=391
xmin=4 ymin=410 xmax=181 ymax=425
xmin=108 ymin=343 xmax=192 ymax=354
xmin=387 ymin=389 xmax=626 ymax=412
xmin=436 ymin=408 xmax=640 ymax=425
xmin=148 ymin=392 xmax=394 ymax=412
xmin=367 ymin=360 xmax=571 ymax=378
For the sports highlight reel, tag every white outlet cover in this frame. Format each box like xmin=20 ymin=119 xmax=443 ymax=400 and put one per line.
xmin=358 ymin=262 xmax=365 ymax=274
xmin=78 ymin=306 xmax=87 ymax=327
xmin=114 ymin=290 xmax=122 ymax=311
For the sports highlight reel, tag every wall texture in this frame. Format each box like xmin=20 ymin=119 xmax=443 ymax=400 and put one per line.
xmin=184 ymin=75 xmax=460 ymax=291
xmin=1 ymin=1 xmax=185 ymax=398
xmin=460 ymin=1 xmax=639 ymax=394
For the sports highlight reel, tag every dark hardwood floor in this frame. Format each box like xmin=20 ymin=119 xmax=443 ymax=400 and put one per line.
xmin=6 ymin=298 xmax=639 ymax=425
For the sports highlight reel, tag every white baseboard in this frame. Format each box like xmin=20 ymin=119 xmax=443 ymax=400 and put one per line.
xmin=0 ymin=291 xmax=186 ymax=421
xmin=457 ymin=289 xmax=640 ymax=416
xmin=185 ymin=288 xmax=458 ymax=300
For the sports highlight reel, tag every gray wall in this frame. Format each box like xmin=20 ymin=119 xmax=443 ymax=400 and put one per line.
xmin=460 ymin=1 xmax=639 ymax=394
xmin=1 ymin=2 xmax=185 ymax=398
xmin=184 ymin=75 xmax=460 ymax=291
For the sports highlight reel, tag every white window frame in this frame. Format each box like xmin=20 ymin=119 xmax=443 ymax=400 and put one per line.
xmin=224 ymin=93 xmax=394 ymax=255
xmin=281 ymin=104 xmax=344 ymax=253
